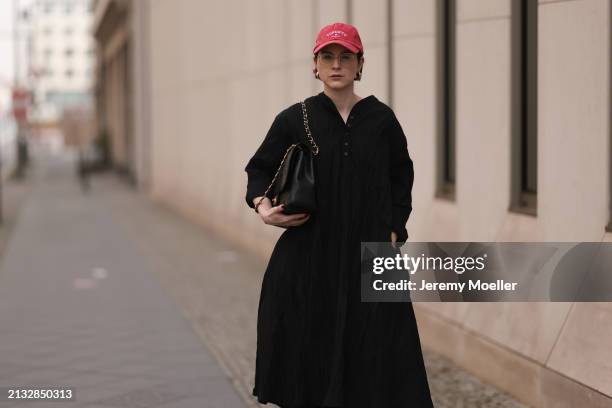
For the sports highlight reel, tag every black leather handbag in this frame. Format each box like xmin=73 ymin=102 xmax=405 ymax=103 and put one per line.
xmin=255 ymin=101 xmax=319 ymax=215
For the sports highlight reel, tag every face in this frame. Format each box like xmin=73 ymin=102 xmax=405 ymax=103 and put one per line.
xmin=313 ymin=43 xmax=364 ymax=90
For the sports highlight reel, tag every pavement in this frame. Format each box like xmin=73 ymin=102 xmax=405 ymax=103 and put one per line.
xmin=0 ymin=143 xmax=529 ymax=408
xmin=0 ymin=144 xmax=246 ymax=408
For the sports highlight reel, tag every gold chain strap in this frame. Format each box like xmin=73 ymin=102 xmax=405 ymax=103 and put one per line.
xmin=301 ymin=100 xmax=319 ymax=155
xmin=254 ymin=100 xmax=318 ymax=213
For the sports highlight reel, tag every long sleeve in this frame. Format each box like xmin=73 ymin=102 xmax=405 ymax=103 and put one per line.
xmin=244 ymin=112 xmax=293 ymax=209
xmin=386 ymin=112 xmax=414 ymax=243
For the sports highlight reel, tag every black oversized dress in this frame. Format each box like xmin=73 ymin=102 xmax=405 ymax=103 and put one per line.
xmin=244 ymin=91 xmax=434 ymax=408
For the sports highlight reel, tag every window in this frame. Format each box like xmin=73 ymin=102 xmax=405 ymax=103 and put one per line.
xmin=65 ymin=69 xmax=74 ymax=78
xmin=65 ymin=48 xmax=74 ymax=57
xmin=510 ymin=0 xmax=538 ymax=215
xmin=436 ymin=0 xmax=456 ymax=200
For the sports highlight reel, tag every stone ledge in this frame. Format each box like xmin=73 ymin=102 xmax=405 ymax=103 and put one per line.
xmin=414 ymin=305 xmax=612 ymax=407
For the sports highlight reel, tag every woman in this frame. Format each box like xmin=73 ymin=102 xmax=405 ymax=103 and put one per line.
xmin=244 ymin=22 xmax=434 ymax=408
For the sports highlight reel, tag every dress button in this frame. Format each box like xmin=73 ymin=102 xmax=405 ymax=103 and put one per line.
xmin=343 ymin=151 xmax=349 ymax=157
xmin=344 ymin=141 xmax=349 ymax=146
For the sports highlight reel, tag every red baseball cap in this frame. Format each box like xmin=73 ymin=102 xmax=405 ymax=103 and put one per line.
xmin=313 ymin=22 xmax=364 ymax=55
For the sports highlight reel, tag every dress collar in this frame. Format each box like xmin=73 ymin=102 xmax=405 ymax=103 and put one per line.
xmin=316 ymin=91 xmax=377 ymax=116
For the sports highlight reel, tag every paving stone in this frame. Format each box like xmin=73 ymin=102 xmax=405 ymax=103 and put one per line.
xmin=0 ymin=148 xmax=247 ymax=408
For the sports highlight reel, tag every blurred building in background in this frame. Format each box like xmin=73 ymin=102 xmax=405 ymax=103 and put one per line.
xmin=93 ymin=0 xmax=612 ymax=406
xmin=1 ymin=0 xmax=97 ymax=174
xmin=0 ymin=1 xmax=20 ymax=182
xmin=60 ymin=105 xmax=94 ymax=148
xmin=0 ymin=112 xmax=18 ymax=181
xmin=22 ymin=0 xmax=95 ymax=128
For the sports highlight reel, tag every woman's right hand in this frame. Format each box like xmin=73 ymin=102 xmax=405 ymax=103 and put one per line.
xmin=260 ymin=204 xmax=310 ymax=228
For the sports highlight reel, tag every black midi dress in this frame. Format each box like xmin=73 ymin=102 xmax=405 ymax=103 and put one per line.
xmin=244 ymin=91 xmax=434 ymax=408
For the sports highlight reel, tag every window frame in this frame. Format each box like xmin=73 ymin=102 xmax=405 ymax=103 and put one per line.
xmin=435 ymin=0 xmax=456 ymax=201
xmin=510 ymin=0 xmax=538 ymax=216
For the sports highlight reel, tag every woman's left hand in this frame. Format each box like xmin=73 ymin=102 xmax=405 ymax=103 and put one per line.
xmin=391 ymin=231 xmax=398 ymax=248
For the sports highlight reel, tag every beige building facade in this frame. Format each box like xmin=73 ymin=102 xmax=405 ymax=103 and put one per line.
xmin=97 ymin=0 xmax=612 ymax=406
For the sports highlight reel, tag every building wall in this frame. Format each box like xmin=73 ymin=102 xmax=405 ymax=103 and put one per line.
xmin=145 ymin=0 xmax=611 ymax=405
xmin=130 ymin=0 xmax=152 ymax=190
xmin=103 ymin=44 xmax=128 ymax=167
xmin=94 ymin=0 xmax=136 ymax=177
